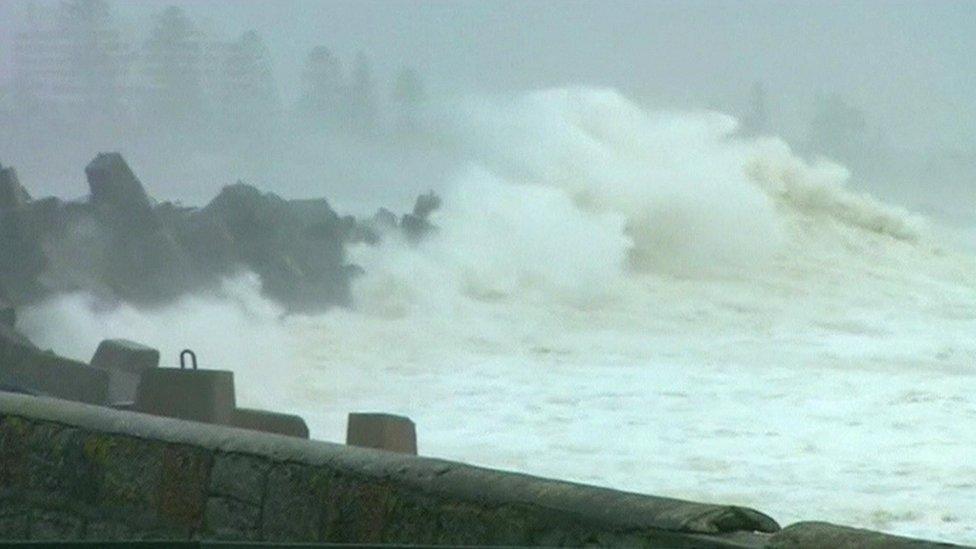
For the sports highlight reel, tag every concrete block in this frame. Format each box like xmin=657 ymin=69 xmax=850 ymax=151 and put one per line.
xmin=90 ymin=339 xmax=160 ymax=403
xmin=91 ymin=339 xmax=159 ymax=374
xmin=134 ymin=368 xmax=236 ymax=426
xmin=2 ymin=352 xmax=108 ymax=404
xmin=85 ymin=153 xmax=150 ymax=210
xmin=346 ymin=412 xmax=417 ymax=455
xmin=233 ymin=408 xmax=309 ymax=439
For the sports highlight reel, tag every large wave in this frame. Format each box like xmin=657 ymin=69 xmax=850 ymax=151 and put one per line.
xmin=351 ymin=88 xmax=931 ymax=315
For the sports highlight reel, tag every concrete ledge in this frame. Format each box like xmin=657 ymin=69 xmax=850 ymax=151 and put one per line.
xmin=0 ymin=392 xmax=778 ymax=545
xmin=233 ymin=407 xmax=309 ymax=439
xmin=767 ymin=522 xmax=962 ymax=548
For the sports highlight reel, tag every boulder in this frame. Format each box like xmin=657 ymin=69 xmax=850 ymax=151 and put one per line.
xmin=0 ymin=196 xmax=49 ymax=303
xmin=346 ymin=412 xmax=417 ymax=455
xmin=400 ymin=191 xmax=441 ymax=242
xmin=0 ymin=164 xmax=30 ymax=211
xmin=371 ymin=207 xmax=398 ymax=230
xmin=195 ymin=183 xmax=354 ymax=310
xmin=84 ymin=153 xmax=151 ymax=211
xmin=90 ymin=339 xmax=160 ymax=403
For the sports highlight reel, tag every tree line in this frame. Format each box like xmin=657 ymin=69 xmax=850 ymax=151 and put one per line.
xmin=2 ymin=0 xmax=427 ymax=149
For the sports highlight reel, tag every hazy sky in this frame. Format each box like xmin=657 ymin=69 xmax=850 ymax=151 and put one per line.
xmin=2 ymin=0 xmax=975 ymax=149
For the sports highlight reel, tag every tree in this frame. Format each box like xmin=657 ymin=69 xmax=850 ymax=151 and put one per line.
xmin=393 ymin=67 xmax=426 ymax=132
xmin=297 ymin=46 xmax=344 ymax=129
xmin=346 ymin=51 xmax=377 ymax=134
xmin=57 ymin=0 xmax=123 ymax=117
xmin=220 ymin=30 xmax=279 ymax=138
xmin=143 ymin=6 xmax=205 ymax=131
xmin=807 ymin=93 xmax=868 ymax=162
xmin=741 ymin=81 xmax=768 ymax=136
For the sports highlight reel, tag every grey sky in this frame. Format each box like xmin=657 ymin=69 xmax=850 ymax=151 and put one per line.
xmin=2 ymin=0 xmax=974 ymax=149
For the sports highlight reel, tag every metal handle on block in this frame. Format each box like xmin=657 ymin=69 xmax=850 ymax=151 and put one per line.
xmin=180 ymin=349 xmax=198 ymax=370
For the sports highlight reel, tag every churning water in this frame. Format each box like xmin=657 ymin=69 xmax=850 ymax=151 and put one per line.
xmin=23 ymin=89 xmax=976 ymax=543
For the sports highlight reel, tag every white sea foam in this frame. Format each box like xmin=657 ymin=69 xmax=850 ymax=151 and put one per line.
xmin=21 ymin=89 xmax=976 ymax=544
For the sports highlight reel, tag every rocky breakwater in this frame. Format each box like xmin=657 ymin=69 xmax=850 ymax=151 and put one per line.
xmin=0 ymin=151 xmax=444 ymax=437
xmin=0 ymin=153 xmax=438 ymax=311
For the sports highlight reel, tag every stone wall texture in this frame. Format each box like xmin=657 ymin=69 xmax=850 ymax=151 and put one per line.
xmin=0 ymin=393 xmax=966 ymax=548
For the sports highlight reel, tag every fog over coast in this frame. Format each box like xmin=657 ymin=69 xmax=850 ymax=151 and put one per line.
xmin=2 ymin=1 xmax=975 ymax=544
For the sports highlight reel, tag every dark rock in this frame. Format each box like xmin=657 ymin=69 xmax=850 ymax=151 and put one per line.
xmin=0 ymin=199 xmax=49 ymax=303
xmin=400 ymin=191 xmax=441 ymax=243
xmin=0 ymin=156 xmax=433 ymax=313
xmin=0 ymin=164 xmax=30 ymax=211
xmin=193 ymin=183 xmax=354 ymax=310
xmin=372 ymin=208 xmax=398 ymax=230
xmin=85 ymin=153 xmax=151 ymax=211
xmin=412 ymin=190 xmax=441 ymax=219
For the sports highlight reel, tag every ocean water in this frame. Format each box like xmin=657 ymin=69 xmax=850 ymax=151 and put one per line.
xmin=22 ymin=89 xmax=976 ymax=544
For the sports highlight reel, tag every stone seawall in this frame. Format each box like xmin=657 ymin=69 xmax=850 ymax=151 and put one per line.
xmin=0 ymin=393 xmax=964 ymax=548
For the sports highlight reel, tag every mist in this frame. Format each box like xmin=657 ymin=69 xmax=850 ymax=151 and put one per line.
xmin=2 ymin=1 xmax=975 ymax=220
xmin=2 ymin=0 xmax=976 ymax=544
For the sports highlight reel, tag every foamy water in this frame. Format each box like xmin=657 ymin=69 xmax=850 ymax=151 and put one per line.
xmin=21 ymin=89 xmax=976 ymax=544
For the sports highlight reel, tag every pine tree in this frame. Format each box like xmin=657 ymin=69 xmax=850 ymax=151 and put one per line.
xmin=808 ymin=93 xmax=868 ymax=162
xmin=220 ymin=30 xmax=279 ymax=138
xmin=742 ymin=82 xmax=768 ymax=136
xmin=58 ymin=0 xmax=123 ymax=117
xmin=143 ymin=6 xmax=205 ymax=131
xmin=393 ymin=67 xmax=426 ymax=132
xmin=297 ymin=46 xmax=344 ymax=130
xmin=346 ymin=51 xmax=377 ymax=134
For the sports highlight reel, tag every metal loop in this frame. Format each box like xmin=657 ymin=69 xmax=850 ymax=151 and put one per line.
xmin=180 ymin=349 xmax=198 ymax=370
